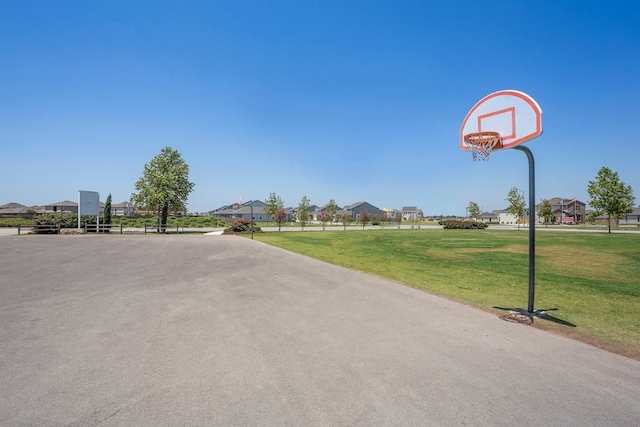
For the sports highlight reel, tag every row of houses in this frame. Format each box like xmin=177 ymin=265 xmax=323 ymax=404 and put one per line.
xmin=0 ymin=200 xmax=424 ymax=223
xmin=478 ymin=197 xmax=640 ymax=225
xmin=4 ymin=197 xmax=638 ymax=225
xmin=478 ymin=197 xmax=586 ymax=224
xmin=207 ymin=201 xmax=424 ymax=223
xmin=0 ymin=201 xmax=135 ymax=217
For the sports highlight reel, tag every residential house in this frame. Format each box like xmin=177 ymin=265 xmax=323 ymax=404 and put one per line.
xmin=381 ymin=207 xmax=400 ymax=220
xmin=495 ymin=209 xmax=519 ymax=224
xmin=620 ymin=207 xmax=640 ymax=226
xmin=0 ymin=202 xmax=44 ymax=218
xmin=537 ymin=197 xmax=586 ymax=224
xmin=290 ymin=204 xmax=321 ymax=222
xmin=595 ymin=206 xmax=640 ymax=227
xmin=343 ymin=201 xmax=384 ymax=222
xmin=479 ymin=211 xmax=498 ymax=223
xmin=402 ymin=206 xmax=423 ymax=221
xmin=43 ymin=200 xmax=78 ymax=214
xmin=209 ymin=200 xmax=279 ymax=222
xmin=111 ymin=201 xmax=135 ymax=216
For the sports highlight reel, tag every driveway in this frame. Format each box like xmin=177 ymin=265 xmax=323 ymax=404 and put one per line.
xmin=0 ymin=235 xmax=638 ymax=426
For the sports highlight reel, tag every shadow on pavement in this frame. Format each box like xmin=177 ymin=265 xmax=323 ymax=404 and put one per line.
xmin=493 ymin=307 xmax=577 ymax=327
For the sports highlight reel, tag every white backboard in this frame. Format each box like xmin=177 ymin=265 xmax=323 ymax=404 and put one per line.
xmin=460 ymin=90 xmax=542 ymax=151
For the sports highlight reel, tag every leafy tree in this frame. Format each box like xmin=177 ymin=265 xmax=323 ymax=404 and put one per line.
xmin=273 ymin=208 xmax=288 ymax=231
xmin=587 ymin=166 xmax=635 ymax=233
xmin=265 ymin=192 xmax=286 ymax=231
xmin=467 ymin=201 xmax=481 ymax=220
xmin=339 ymin=211 xmax=351 ymax=230
xmin=395 ymin=210 xmax=403 ymax=229
xmin=131 ymin=147 xmax=195 ymax=232
xmin=538 ymin=199 xmax=554 ymax=227
xmin=358 ymin=209 xmax=371 ymax=230
xmin=325 ymin=199 xmax=338 ymax=223
xmin=506 ymin=187 xmax=526 ymax=230
xmin=382 ymin=211 xmax=390 ymax=228
xmin=318 ymin=210 xmax=330 ymax=230
xmin=297 ymin=195 xmax=310 ymax=230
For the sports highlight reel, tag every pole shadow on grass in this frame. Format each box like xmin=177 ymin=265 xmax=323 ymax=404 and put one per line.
xmin=493 ymin=307 xmax=577 ymax=327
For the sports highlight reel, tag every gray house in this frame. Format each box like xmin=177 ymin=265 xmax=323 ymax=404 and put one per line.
xmin=0 ymin=202 xmax=44 ymax=218
xmin=479 ymin=211 xmax=498 ymax=223
xmin=43 ymin=200 xmax=78 ymax=214
xmin=209 ymin=200 xmax=284 ymax=223
xmin=343 ymin=201 xmax=384 ymax=222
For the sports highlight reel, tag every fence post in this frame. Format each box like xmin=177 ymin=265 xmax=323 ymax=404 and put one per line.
xmin=144 ymin=222 xmax=147 ymax=235
xmin=120 ymin=223 xmax=123 ymax=234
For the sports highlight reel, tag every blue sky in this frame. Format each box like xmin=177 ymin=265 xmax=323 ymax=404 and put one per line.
xmin=2 ymin=0 xmax=639 ymax=215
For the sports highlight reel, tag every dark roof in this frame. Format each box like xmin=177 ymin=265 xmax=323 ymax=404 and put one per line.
xmin=344 ymin=201 xmax=366 ymax=210
xmin=45 ymin=200 xmax=78 ymax=207
xmin=0 ymin=202 xmax=28 ymax=209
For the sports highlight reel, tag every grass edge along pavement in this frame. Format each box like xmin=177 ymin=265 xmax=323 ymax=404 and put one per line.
xmin=252 ymin=229 xmax=640 ymax=359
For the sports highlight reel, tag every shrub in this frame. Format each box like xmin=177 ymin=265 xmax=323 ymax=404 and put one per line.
xmin=31 ymin=213 xmax=77 ymax=233
xmin=226 ymin=218 xmax=261 ymax=233
xmin=440 ymin=220 xmax=488 ymax=229
xmin=0 ymin=217 xmax=35 ymax=227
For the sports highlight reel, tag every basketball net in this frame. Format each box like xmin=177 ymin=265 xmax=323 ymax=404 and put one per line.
xmin=464 ymin=132 xmax=502 ymax=161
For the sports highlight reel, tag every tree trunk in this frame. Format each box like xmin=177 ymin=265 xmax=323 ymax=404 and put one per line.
xmin=159 ymin=203 xmax=169 ymax=233
xmin=608 ymin=214 xmax=611 ymax=234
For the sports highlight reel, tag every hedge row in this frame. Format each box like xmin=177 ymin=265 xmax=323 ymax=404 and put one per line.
xmin=439 ymin=220 xmax=488 ymax=229
xmin=0 ymin=214 xmax=229 ymax=230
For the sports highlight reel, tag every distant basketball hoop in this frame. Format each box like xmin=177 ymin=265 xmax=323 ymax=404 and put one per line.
xmin=463 ymin=132 xmax=502 ymax=161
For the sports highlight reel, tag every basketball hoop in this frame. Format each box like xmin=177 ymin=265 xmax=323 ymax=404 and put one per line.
xmin=464 ymin=132 xmax=503 ymax=161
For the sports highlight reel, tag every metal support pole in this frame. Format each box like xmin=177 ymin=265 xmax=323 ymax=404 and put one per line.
xmin=513 ymin=145 xmax=536 ymax=314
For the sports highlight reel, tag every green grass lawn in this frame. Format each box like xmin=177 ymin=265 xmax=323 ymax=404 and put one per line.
xmin=253 ymin=229 xmax=640 ymax=356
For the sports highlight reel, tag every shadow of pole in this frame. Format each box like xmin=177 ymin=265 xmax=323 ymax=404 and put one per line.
xmin=493 ymin=306 xmax=577 ymax=328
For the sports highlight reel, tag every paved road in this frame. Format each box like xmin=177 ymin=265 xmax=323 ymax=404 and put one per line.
xmin=0 ymin=235 xmax=638 ymax=426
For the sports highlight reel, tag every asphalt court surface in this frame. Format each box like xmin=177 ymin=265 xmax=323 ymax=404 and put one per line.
xmin=1 ymin=234 xmax=638 ymax=426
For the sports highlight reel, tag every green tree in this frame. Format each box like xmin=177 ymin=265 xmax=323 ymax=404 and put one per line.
xmin=265 ymin=192 xmax=285 ymax=231
xmin=103 ymin=193 xmax=112 ymax=232
xmin=326 ymin=199 xmax=338 ymax=223
xmin=131 ymin=147 xmax=195 ymax=232
xmin=467 ymin=201 xmax=481 ymax=220
xmin=587 ymin=166 xmax=635 ymax=233
xmin=506 ymin=187 xmax=526 ymax=230
xmin=297 ymin=195 xmax=310 ymax=231
xmin=339 ymin=211 xmax=351 ymax=230
xmin=538 ymin=199 xmax=554 ymax=227
xmin=358 ymin=209 xmax=371 ymax=230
